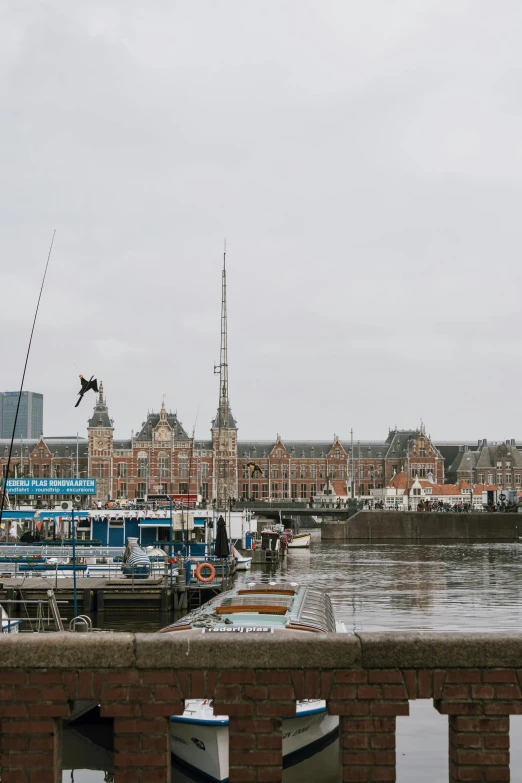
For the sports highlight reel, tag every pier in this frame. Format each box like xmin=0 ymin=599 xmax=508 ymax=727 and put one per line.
xmin=0 ymin=575 xmax=233 ymax=615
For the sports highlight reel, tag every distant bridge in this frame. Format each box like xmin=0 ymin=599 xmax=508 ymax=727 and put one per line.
xmin=231 ymin=503 xmax=357 ymax=519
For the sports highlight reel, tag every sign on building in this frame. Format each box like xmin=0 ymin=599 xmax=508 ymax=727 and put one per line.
xmin=3 ymin=478 xmax=97 ymax=495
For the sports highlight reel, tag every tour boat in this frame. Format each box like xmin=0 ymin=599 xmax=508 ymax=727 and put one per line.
xmin=159 ymin=582 xmax=345 ymax=782
xmin=287 ymin=533 xmax=311 ymax=549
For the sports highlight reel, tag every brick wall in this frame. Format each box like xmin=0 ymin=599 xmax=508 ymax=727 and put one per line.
xmin=0 ymin=632 xmax=521 ymax=782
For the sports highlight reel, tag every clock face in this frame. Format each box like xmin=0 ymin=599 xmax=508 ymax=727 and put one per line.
xmin=156 ymin=426 xmax=169 ymax=441
xmin=97 ymin=439 xmax=104 ymax=448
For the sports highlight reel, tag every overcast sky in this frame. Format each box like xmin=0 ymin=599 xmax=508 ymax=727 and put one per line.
xmin=2 ymin=1 xmax=522 ymax=443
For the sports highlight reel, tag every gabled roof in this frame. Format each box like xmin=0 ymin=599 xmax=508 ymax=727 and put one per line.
xmin=134 ymin=411 xmax=188 ymax=441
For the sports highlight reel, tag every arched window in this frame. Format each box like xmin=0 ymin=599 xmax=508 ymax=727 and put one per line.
xmin=137 ymin=454 xmax=148 ymax=479
xmin=158 ymin=453 xmax=169 ymax=478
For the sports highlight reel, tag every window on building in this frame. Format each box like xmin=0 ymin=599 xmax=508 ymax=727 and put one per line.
xmin=201 ymin=483 xmax=209 ymax=500
xmin=117 ymin=482 xmax=127 ymax=499
xmin=310 ymin=465 xmax=317 ymax=478
xmin=506 ymin=474 xmax=512 ymax=486
xmin=281 ymin=465 xmax=288 ymax=479
xmin=117 ymin=463 xmax=127 ymax=478
xmin=478 ymin=473 xmax=484 ymax=483
xmin=420 ymin=449 xmax=425 ymax=458
xmin=137 ymin=456 xmax=148 ymax=479
xmin=290 ymin=464 xmax=297 ymax=479
xmin=329 ymin=465 xmax=336 ymax=478
xmin=242 ymin=465 xmax=249 ymax=479
xmin=179 ymin=454 xmax=189 ymax=478
xmin=413 ymin=488 xmax=421 ymax=496
xmin=276 ymin=449 xmax=282 ymax=458
xmin=334 ymin=449 xmax=341 ymax=460
xmin=300 ymin=483 xmax=307 ymax=497
xmin=32 ymin=465 xmax=39 ymax=477
xmin=339 ymin=465 xmax=346 ymax=479
xmin=488 ymin=473 xmax=493 ymax=484
xmin=506 ymin=462 xmax=511 ymax=469
xmin=291 ymin=484 xmax=298 ymax=499
xmin=158 ymin=454 xmax=169 ymax=479
xmin=252 ymin=484 xmax=259 ymax=499
xmin=96 ymin=463 xmax=106 ymax=478
xmin=497 ymin=473 xmax=503 ymax=484
xmin=242 ymin=483 xmax=248 ymax=498
xmin=272 ymin=483 xmax=279 ymax=496
xmin=42 ymin=464 xmax=50 ymax=478
xmin=201 ymin=463 xmax=209 ymax=478
xmin=300 ymin=465 xmax=307 ymax=478
xmin=137 ymin=482 xmax=146 ymax=498
xmin=39 ymin=448 xmax=44 ymax=459
xmin=179 ymin=482 xmax=188 ymax=495
xmin=261 ymin=483 xmax=269 ymax=498
xmin=497 ymin=462 xmax=502 ymax=469
xmin=271 ymin=466 xmax=278 ymax=479
xmin=310 ymin=484 xmax=316 ymax=496
xmin=516 ymin=475 xmax=521 ymax=486
xmin=54 ymin=465 xmax=61 ymax=478
xmin=282 ymin=483 xmax=288 ymax=498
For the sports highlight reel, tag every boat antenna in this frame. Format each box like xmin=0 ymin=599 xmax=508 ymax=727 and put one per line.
xmin=0 ymin=231 xmax=56 ymax=536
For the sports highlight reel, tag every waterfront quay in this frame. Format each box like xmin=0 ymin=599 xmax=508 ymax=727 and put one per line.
xmin=1 ymin=631 xmax=521 ymax=782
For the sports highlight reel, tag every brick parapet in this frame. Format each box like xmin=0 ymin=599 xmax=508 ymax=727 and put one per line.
xmin=1 ymin=633 xmax=522 ymax=781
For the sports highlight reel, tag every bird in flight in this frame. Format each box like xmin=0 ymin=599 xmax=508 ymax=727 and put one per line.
xmin=75 ymin=375 xmax=99 ymax=407
xmin=247 ymin=462 xmax=264 ymax=477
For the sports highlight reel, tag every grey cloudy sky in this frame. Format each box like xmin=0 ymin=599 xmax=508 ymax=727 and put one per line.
xmin=2 ymin=1 xmax=521 ymax=443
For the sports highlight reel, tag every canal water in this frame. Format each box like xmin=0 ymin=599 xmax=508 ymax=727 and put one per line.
xmin=64 ymin=534 xmax=522 ymax=781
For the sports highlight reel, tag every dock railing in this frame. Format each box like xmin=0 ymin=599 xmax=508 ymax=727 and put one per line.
xmin=0 ymin=632 xmax=521 ymax=781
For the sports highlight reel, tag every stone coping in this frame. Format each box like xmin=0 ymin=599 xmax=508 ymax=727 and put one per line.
xmin=0 ymin=632 xmax=521 ymax=669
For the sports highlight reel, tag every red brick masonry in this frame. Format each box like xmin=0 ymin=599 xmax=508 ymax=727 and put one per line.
xmin=0 ymin=632 xmax=520 ymax=782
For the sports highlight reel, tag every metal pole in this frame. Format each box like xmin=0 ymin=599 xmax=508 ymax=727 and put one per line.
xmin=350 ymin=428 xmax=354 ymax=499
xmin=76 ymin=433 xmax=79 ymax=478
xmin=169 ymin=496 xmax=173 ymax=590
xmin=357 ymin=440 xmax=361 ymax=500
xmin=72 ymin=504 xmax=77 ymax=618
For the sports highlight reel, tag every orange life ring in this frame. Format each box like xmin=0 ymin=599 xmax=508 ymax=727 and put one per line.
xmin=195 ymin=562 xmax=216 ymax=583
xmin=168 ymin=557 xmax=178 ymax=564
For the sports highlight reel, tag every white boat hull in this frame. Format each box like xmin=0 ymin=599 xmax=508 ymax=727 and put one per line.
xmin=288 ymin=534 xmax=311 ymax=549
xmin=170 ymin=701 xmax=337 ymax=782
xmin=234 ymin=556 xmax=252 ymax=571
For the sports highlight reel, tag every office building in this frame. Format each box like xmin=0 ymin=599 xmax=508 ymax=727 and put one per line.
xmin=0 ymin=391 xmax=43 ymax=439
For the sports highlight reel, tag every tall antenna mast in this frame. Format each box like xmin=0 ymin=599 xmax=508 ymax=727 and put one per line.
xmin=214 ymin=240 xmax=230 ymax=510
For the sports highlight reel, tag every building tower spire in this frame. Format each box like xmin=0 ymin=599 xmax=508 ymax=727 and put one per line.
xmin=212 ymin=240 xmax=238 ymax=510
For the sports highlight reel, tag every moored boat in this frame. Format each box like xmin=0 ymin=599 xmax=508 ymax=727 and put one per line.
xmin=287 ymin=532 xmax=311 ymax=549
xmin=159 ymin=582 xmax=345 ymax=781
xmin=231 ymin=545 xmax=252 ymax=570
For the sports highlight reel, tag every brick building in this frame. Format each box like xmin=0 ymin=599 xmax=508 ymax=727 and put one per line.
xmin=447 ymin=439 xmax=522 ymax=494
xmin=1 ymin=384 xmax=517 ymax=504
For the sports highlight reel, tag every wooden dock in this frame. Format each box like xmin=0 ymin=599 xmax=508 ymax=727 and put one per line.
xmin=0 ymin=575 xmax=233 ymax=615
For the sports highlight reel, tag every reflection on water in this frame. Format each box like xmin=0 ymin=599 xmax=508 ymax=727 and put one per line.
xmin=65 ymin=534 xmax=522 ymax=781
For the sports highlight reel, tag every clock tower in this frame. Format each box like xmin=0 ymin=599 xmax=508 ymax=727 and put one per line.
xmin=87 ymin=381 xmax=115 ymax=503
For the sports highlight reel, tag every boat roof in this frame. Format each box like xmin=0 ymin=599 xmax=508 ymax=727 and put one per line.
xmin=159 ymin=582 xmax=336 ymax=634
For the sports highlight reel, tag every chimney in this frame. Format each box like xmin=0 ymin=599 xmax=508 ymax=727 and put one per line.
xmin=459 ymin=445 xmax=464 ymax=453
xmin=478 ymin=439 xmax=482 ymax=448
xmin=483 ymin=439 xmax=487 ymax=446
